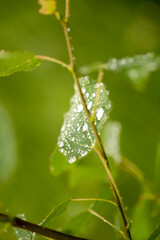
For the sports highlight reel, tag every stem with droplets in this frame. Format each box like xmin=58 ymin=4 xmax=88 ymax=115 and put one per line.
xmin=58 ymin=1 xmax=132 ymax=239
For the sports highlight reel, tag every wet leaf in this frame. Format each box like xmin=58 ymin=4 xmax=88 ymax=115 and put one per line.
xmin=41 ymin=200 xmax=71 ymax=226
xmin=57 ymin=76 xmax=112 ymax=163
xmin=38 ymin=0 xmax=57 ymax=15
xmin=0 ymin=50 xmax=42 ymax=77
xmin=102 ymin=120 xmax=122 ymax=164
xmin=80 ymin=53 xmax=160 ymax=90
xmin=14 ymin=214 xmax=35 ymax=240
xmin=0 ymin=104 xmax=17 ymax=182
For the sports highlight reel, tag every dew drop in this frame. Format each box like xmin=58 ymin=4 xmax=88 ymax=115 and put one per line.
xmin=92 ymin=93 xmax=96 ymax=97
xmin=82 ymin=123 xmax=88 ymax=132
xmin=77 ymin=104 xmax=83 ymax=112
xmin=82 ymin=87 xmax=86 ymax=94
xmin=86 ymin=93 xmax=89 ymax=98
xmin=87 ymin=101 xmax=92 ymax=110
xmin=68 ymin=156 xmax=76 ymax=163
xmin=58 ymin=141 xmax=64 ymax=148
xmin=96 ymin=108 xmax=104 ymax=120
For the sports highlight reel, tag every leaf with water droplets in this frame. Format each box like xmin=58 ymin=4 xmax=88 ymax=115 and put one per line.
xmin=0 ymin=50 xmax=42 ymax=77
xmin=0 ymin=104 xmax=17 ymax=182
xmin=80 ymin=53 xmax=160 ymax=90
xmin=41 ymin=200 xmax=71 ymax=226
xmin=56 ymin=76 xmax=112 ymax=163
xmin=102 ymin=120 xmax=122 ymax=164
xmin=38 ymin=0 xmax=57 ymax=15
xmin=14 ymin=214 xmax=35 ymax=240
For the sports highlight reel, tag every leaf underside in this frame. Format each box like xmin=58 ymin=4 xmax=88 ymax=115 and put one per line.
xmin=57 ymin=76 xmax=112 ymax=163
xmin=0 ymin=50 xmax=42 ymax=77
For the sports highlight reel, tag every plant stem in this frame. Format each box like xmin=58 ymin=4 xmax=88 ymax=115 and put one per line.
xmin=36 ymin=55 xmax=71 ymax=71
xmin=88 ymin=209 xmax=124 ymax=237
xmin=65 ymin=0 xmax=70 ymax=22
xmin=57 ymin=1 xmax=132 ymax=239
xmin=0 ymin=213 xmax=88 ymax=240
xmin=72 ymin=198 xmax=117 ymax=207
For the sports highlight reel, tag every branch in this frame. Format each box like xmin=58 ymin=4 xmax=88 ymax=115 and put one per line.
xmin=0 ymin=213 xmax=88 ymax=240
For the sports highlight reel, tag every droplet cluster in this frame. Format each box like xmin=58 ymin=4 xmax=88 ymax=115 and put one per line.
xmin=57 ymin=76 xmax=112 ymax=163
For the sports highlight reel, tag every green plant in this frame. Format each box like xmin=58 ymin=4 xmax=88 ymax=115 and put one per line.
xmin=0 ymin=1 xmax=160 ymax=240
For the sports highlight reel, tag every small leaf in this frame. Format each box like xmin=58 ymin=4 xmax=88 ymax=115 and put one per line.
xmin=147 ymin=223 xmax=160 ymax=240
xmin=57 ymin=76 xmax=112 ymax=163
xmin=38 ymin=0 xmax=57 ymax=15
xmin=41 ymin=200 xmax=71 ymax=226
xmin=80 ymin=53 xmax=160 ymax=90
xmin=50 ymin=145 xmax=74 ymax=176
xmin=0 ymin=50 xmax=42 ymax=77
xmin=0 ymin=104 xmax=17 ymax=182
xmin=155 ymin=142 xmax=160 ymax=192
xmin=14 ymin=214 xmax=35 ymax=240
xmin=102 ymin=120 xmax=122 ymax=164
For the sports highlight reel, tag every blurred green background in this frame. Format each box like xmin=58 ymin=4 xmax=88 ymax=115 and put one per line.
xmin=0 ymin=0 xmax=160 ymax=239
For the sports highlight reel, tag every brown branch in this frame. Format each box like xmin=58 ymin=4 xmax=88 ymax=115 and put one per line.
xmin=0 ymin=213 xmax=88 ymax=240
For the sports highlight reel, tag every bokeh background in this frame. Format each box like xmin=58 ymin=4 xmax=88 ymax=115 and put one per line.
xmin=0 ymin=0 xmax=160 ymax=239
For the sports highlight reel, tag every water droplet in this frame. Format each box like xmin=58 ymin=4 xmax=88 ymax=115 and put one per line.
xmin=77 ymin=104 xmax=83 ymax=112
xmin=68 ymin=156 xmax=76 ymax=163
xmin=92 ymin=93 xmax=96 ymax=97
xmin=82 ymin=87 xmax=86 ymax=94
xmin=86 ymin=93 xmax=89 ymax=98
xmin=67 ymin=28 xmax=71 ymax=32
xmin=58 ymin=141 xmax=64 ymax=148
xmin=96 ymin=108 xmax=104 ymax=120
xmin=87 ymin=101 xmax=92 ymax=110
xmin=82 ymin=123 xmax=88 ymax=132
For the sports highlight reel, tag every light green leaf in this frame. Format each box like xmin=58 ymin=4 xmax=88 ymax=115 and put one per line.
xmin=50 ymin=145 xmax=74 ymax=176
xmin=57 ymin=76 xmax=112 ymax=163
xmin=14 ymin=214 xmax=35 ymax=240
xmin=0 ymin=104 xmax=17 ymax=182
xmin=41 ymin=200 xmax=71 ymax=226
xmin=102 ymin=120 xmax=122 ymax=164
xmin=80 ymin=53 xmax=160 ymax=90
xmin=147 ymin=224 xmax=160 ymax=240
xmin=0 ymin=50 xmax=42 ymax=77
xmin=38 ymin=0 xmax=57 ymax=15
xmin=155 ymin=142 xmax=160 ymax=192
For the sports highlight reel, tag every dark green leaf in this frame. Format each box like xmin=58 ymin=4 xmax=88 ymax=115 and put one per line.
xmin=41 ymin=200 xmax=71 ymax=226
xmin=147 ymin=223 xmax=160 ymax=240
xmin=0 ymin=50 xmax=42 ymax=77
xmin=0 ymin=104 xmax=17 ymax=182
xmin=57 ymin=76 xmax=112 ymax=163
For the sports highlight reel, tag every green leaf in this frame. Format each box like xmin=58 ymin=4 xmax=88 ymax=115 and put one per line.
xmin=132 ymin=199 xmax=152 ymax=240
xmin=41 ymin=200 xmax=71 ymax=226
xmin=50 ymin=145 xmax=74 ymax=176
xmin=63 ymin=212 xmax=90 ymax=237
xmin=147 ymin=224 xmax=160 ymax=240
xmin=57 ymin=76 xmax=112 ymax=163
xmin=102 ymin=120 xmax=122 ymax=164
xmin=155 ymin=142 xmax=160 ymax=192
xmin=0 ymin=50 xmax=42 ymax=77
xmin=14 ymin=214 xmax=35 ymax=240
xmin=0 ymin=104 xmax=17 ymax=182
xmin=80 ymin=53 xmax=160 ymax=90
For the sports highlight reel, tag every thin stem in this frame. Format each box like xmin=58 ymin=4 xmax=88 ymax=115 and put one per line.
xmin=36 ymin=55 xmax=71 ymax=71
xmin=72 ymin=198 xmax=117 ymax=207
xmin=88 ymin=209 xmax=124 ymax=237
xmin=91 ymin=68 xmax=104 ymax=122
xmin=95 ymin=148 xmax=132 ymax=240
xmin=56 ymin=2 xmax=132 ymax=239
xmin=65 ymin=0 xmax=70 ymax=22
xmin=0 ymin=213 xmax=88 ymax=240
